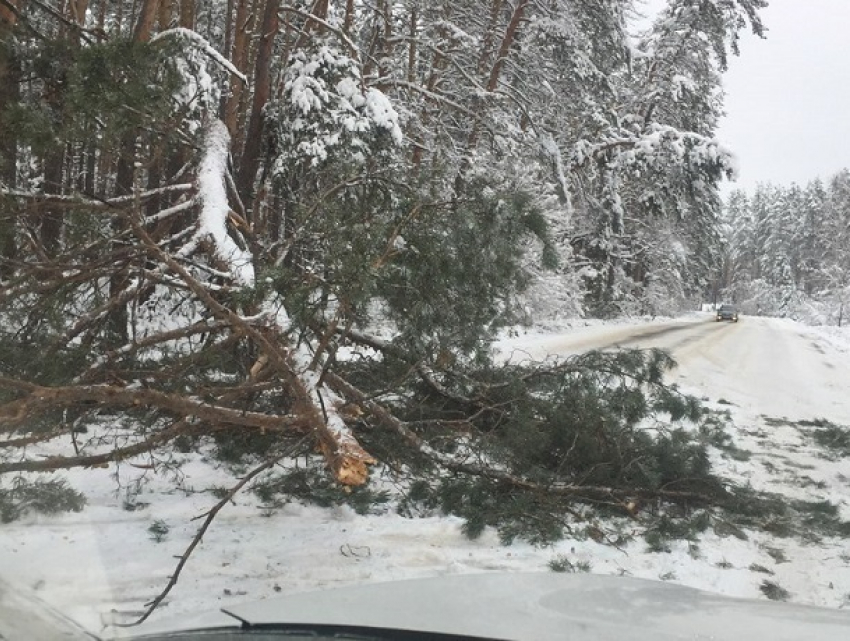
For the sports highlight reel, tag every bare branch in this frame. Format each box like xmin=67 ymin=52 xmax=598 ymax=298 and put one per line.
xmin=114 ymin=436 xmax=309 ymax=626
xmin=1 ymin=184 xmax=193 ymax=208
xmin=0 ymin=378 xmax=305 ymax=435
xmin=151 ymin=28 xmax=247 ymax=83
xmin=76 ymin=319 xmax=236 ymax=383
xmin=0 ymin=421 xmax=209 ymax=474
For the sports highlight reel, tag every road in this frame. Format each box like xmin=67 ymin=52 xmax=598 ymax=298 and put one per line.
xmin=499 ymin=314 xmax=850 ymax=425
xmin=4 ymin=312 xmax=850 ymax=631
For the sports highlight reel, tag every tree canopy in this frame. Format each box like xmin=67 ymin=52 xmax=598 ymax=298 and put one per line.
xmin=720 ymin=171 xmax=850 ymax=324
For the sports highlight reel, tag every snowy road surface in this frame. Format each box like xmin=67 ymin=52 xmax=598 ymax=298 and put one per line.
xmin=499 ymin=313 xmax=850 ymax=426
xmin=2 ymin=313 xmax=850 ymax=635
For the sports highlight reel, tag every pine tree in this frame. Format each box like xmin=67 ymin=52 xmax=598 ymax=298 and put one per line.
xmin=723 ymin=170 xmax=850 ymax=321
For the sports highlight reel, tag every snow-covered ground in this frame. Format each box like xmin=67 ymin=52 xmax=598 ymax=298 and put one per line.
xmin=499 ymin=312 xmax=850 ymax=426
xmin=2 ymin=312 xmax=850 ymax=637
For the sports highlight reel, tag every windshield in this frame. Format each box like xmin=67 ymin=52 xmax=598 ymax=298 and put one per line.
xmin=2 ymin=1 xmax=850 ymax=639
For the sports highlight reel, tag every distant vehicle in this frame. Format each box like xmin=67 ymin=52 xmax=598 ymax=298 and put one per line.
xmin=716 ymin=304 xmax=739 ymax=322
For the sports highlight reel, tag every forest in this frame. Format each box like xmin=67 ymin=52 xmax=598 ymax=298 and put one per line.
xmin=721 ymin=172 xmax=850 ymax=325
xmin=15 ymin=1 xmax=850 ymax=617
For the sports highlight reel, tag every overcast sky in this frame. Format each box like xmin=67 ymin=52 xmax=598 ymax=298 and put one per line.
xmin=716 ymin=0 xmax=850 ymax=193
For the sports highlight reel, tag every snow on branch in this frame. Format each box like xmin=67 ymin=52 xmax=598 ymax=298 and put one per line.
xmin=276 ymin=46 xmax=403 ymax=168
xmin=151 ymin=27 xmax=247 ymax=84
xmin=291 ymin=346 xmax=376 ymax=487
xmin=571 ymin=124 xmax=738 ymax=180
xmin=539 ymin=132 xmax=574 ymax=220
xmin=0 ymin=184 xmax=193 ymax=208
xmin=192 ymin=120 xmax=255 ymax=287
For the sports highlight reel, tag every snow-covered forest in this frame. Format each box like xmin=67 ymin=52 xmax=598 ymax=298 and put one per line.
xmin=20 ymin=0 xmax=850 ymax=627
xmin=0 ymin=0 xmax=766 ymax=322
xmin=6 ymin=1 xmax=850 ymax=631
xmin=721 ymin=171 xmax=850 ymax=325
xmin=0 ymin=1 xmax=769 ymax=473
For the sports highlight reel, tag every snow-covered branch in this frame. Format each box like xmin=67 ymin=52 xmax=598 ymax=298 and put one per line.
xmin=571 ymin=125 xmax=737 ymax=178
xmin=151 ymin=27 xmax=247 ymax=84
xmin=191 ymin=120 xmax=255 ymax=287
xmin=0 ymin=184 xmax=193 ymax=208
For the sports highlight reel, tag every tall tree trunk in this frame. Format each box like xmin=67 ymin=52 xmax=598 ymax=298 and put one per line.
xmin=96 ymin=0 xmax=107 ymax=39
xmin=411 ymin=16 xmax=448 ymax=171
xmin=406 ymin=4 xmax=417 ymax=84
xmin=179 ymin=0 xmax=194 ymax=29
xmin=40 ymin=4 xmax=68 ymax=257
xmin=106 ymin=133 xmax=136 ymax=345
xmin=70 ymin=0 xmax=89 ymax=26
xmin=454 ymin=0 xmax=529 ymax=196
xmin=477 ymin=0 xmax=504 ymax=76
xmin=114 ymin=0 xmax=125 ymax=35
xmin=235 ymin=0 xmax=279 ymax=208
xmin=224 ymin=0 xmax=254 ymax=140
xmin=0 ymin=2 xmax=19 ymax=278
xmin=376 ymin=0 xmax=393 ymax=90
xmin=342 ymin=0 xmax=354 ymax=34
xmin=292 ymin=0 xmax=329 ymax=50
xmin=219 ymin=0 xmax=235 ymax=119
xmin=108 ymin=7 xmax=163 ymax=344
xmin=0 ymin=2 xmax=18 ymax=180
xmin=69 ymin=0 xmax=97 ymax=196
xmin=158 ymin=0 xmax=173 ymax=29
xmin=40 ymin=153 xmax=64 ymax=255
xmin=134 ymin=0 xmax=161 ymax=41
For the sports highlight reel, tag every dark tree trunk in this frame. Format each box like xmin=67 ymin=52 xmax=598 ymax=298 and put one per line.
xmin=133 ymin=0 xmax=161 ymax=41
xmin=0 ymin=5 xmax=19 ymax=279
xmin=40 ymin=152 xmax=65 ymax=255
xmin=235 ymin=0 xmax=279 ymax=209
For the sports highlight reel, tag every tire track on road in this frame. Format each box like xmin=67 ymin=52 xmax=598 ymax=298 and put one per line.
xmin=521 ymin=317 xmax=722 ymax=360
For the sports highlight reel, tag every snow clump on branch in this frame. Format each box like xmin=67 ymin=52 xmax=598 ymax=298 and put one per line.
xmin=151 ymin=28 xmax=247 ymax=134
xmin=194 ymin=119 xmax=255 ymax=287
xmin=274 ymin=46 xmax=402 ymax=170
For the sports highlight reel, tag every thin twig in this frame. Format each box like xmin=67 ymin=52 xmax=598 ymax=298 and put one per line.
xmin=116 ymin=437 xmax=309 ymax=626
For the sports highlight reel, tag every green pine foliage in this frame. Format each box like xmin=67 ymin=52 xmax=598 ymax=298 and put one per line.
xmin=66 ymin=40 xmax=181 ymax=137
xmin=376 ymin=184 xmax=549 ymax=358
xmin=7 ymin=38 xmax=182 ymax=158
xmin=803 ymin=419 xmax=850 ymax=458
xmin=253 ymin=465 xmax=391 ymax=517
xmin=719 ymin=487 xmax=850 ymax=542
xmin=348 ymin=347 xmax=728 ymax=545
xmin=147 ymin=519 xmax=170 ymax=543
xmin=760 ymin=580 xmax=791 ymax=602
xmin=259 ymin=168 xmax=553 ymax=366
xmin=0 ymin=476 xmax=86 ymax=523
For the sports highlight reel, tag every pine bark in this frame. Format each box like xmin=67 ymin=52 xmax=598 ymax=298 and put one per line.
xmin=0 ymin=2 xmax=19 ymax=278
xmin=235 ymin=0 xmax=279 ymax=207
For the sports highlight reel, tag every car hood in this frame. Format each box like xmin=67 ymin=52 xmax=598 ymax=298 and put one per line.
xmin=123 ymin=572 xmax=850 ymax=641
xmin=0 ymin=576 xmax=98 ymax=640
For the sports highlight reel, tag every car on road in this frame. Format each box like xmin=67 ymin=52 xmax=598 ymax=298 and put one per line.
xmin=716 ymin=304 xmax=739 ymax=322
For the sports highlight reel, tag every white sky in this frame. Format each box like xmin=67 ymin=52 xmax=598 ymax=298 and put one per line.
xmin=638 ymin=0 xmax=850 ymax=194
xmin=717 ymin=0 xmax=850 ymax=193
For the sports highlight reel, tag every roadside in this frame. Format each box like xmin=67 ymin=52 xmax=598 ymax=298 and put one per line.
xmin=1 ymin=313 xmax=850 ymax=634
